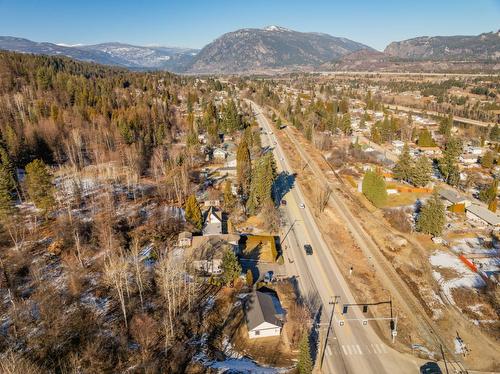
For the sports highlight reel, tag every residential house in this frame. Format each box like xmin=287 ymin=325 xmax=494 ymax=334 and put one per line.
xmin=246 ymin=290 xmax=284 ymax=338
xmin=177 ymin=231 xmax=193 ymax=247
xmin=213 ymin=148 xmax=227 ymax=160
xmin=187 ymin=235 xmax=241 ymax=274
xmin=438 ymin=189 xmax=470 ymax=209
xmin=225 ymin=155 xmax=237 ymax=168
xmin=460 ymin=154 xmax=478 ymax=165
xmin=203 ymin=206 xmax=223 ymax=236
xmin=204 ymin=199 xmax=221 ymax=208
xmin=466 ymin=204 xmax=500 ymax=227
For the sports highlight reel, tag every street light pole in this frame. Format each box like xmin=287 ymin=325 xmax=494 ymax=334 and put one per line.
xmin=320 ymin=295 xmax=340 ymax=370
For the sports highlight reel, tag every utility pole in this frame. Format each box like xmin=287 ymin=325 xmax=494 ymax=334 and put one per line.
xmin=320 ymin=295 xmax=340 ymax=370
xmin=440 ymin=344 xmax=450 ymax=374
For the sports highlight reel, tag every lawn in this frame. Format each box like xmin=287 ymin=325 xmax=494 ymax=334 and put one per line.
xmin=384 ymin=191 xmax=430 ymax=208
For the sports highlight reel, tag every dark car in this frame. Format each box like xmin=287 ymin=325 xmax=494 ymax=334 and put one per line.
xmin=419 ymin=362 xmax=442 ymax=374
xmin=304 ymin=244 xmax=313 ymax=255
xmin=281 ymin=199 xmax=287 ymax=206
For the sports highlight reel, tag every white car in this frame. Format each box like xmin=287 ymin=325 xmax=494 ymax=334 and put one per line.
xmin=299 ymin=203 xmax=305 ymax=209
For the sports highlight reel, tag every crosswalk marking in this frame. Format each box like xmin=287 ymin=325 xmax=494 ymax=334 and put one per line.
xmin=342 ymin=345 xmax=348 ymax=355
xmin=339 ymin=343 xmax=389 ymax=356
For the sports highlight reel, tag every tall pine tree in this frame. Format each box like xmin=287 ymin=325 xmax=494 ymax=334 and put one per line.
xmin=411 ymin=156 xmax=433 ymax=187
xmin=416 ymin=191 xmax=445 ymax=236
xmin=393 ymin=144 xmax=413 ymax=183
xmin=298 ymin=332 xmax=313 ymax=374
xmin=185 ymin=194 xmax=203 ymax=231
xmin=25 ymin=159 xmax=55 ymax=213
xmin=236 ymin=138 xmax=252 ymax=198
xmin=362 ymin=169 xmax=387 ymax=208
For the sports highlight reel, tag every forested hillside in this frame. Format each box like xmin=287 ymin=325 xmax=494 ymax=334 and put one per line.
xmin=0 ymin=51 xmax=254 ymax=373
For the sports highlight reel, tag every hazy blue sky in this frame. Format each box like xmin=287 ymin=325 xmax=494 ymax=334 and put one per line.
xmin=0 ymin=0 xmax=498 ymax=50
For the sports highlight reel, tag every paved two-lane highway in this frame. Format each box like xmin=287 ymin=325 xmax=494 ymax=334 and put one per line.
xmin=250 ymin=100 xmax=427 ymax=373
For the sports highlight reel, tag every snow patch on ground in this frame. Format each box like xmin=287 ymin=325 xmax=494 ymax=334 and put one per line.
xmin=430 ymin=251 xmax=486 ymax=306
xmin=192 ymin=333 xmax=288 ymax=374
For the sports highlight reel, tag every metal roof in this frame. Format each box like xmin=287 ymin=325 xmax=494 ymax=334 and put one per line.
xmin=467 ymin=204 xmax=500 ymax=226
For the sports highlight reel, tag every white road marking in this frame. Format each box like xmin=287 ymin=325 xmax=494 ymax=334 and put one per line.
xmin=342 ymin=345 xmax=348 ymax=355
xmin=355 ymin=344 xmax=363 ymax=355
xmin=326 ymin=345 xmax=332 ymax=356
xmin=372 ymin=344 xmax=381 ymax=354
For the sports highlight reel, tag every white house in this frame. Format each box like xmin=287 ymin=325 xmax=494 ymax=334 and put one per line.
xmin=202 ymin=206 xmax=223 ymax=235
xmin=459 ymin=154 xmax=478 ymax=165
xmin=187 ymin=235 xmax=241 ymax=274
xmin=225 ymin=155 xmax=237 ymax=168
xmin=246 ymin=291 xmax=283 ymax=339
xmin=213 ymin=148 xmax=227 ymax=160
xmin=392 ymin=140 xmax=405 ymax=149
xmin=177 ymin=231 xmax=193 ymax=247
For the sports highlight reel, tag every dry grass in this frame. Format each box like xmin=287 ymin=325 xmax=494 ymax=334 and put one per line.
xmin=384 ymin=192 xmax=429 ymax=208
xmin=242 ymin=235 xmax=277 ymax=263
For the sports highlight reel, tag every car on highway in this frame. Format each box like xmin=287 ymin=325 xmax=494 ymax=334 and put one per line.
xmin=299 ymin=203 xmax=305 ymax=209
xmin=304 ymin=244 xmax=313 ymax=255
xmin=419 ymin=362 xmax=442 ymax=374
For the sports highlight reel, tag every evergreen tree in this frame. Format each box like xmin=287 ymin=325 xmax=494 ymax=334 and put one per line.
xmin=222 ymin=99 xmax=241 ymax=133
xmin=439 ymin=137 xmax=462 ymax=186
xmin=438 ymin=114 xmax=453 ymax=138
xmin=341 ymin=112 xmax=352 ymax=135
xmin=362 ymin=170 xmax=387 ymax=208
xmin=479 ymin=180 xmax=498 ymax=204
xmin=0 ymin=165 xmax=15 ymax=219
xmin=24 ymin=159 xmax=55 ymax=213
xmin=416 ymin=191 xmax=445 ymax=236
xmin=221 ymin=248 xmax=241 ymax=287
xmin=411 ymin=156 xmax=433 ymax=187
xmin=393 ymin=144 xmax=413 ymax=183
xmin=489 ymin=124 xmax=500 ymax=142
xmin=236 ymin=138 xmax=252 ymax=198
xmin=417 ymin=128 xmax=435 ymax=147
xmin=223 ymin=180 xmax=235 ymax=209
xmin=481 ymin=150 xmax=494 ymax=169
xmin=247 ymin=153 xmax=277 ymax=214
xmin=246 ymin=269 xmax=253 ymax=286
xmin=185 ymin=194 xmax=203 ymax=231
xmin=298 ymin=332 xmax=313 ymax=374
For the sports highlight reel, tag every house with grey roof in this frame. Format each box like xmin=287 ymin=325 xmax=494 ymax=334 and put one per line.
xmin=466 ymin=204 xmax=500 ymax=227
xmin=438 ymin=189 xmax=470 ymax=207
xmin=202 ymin=206 xmax=223 ymax=236
xmin=245 ymin=290 xmax=284 ymax=339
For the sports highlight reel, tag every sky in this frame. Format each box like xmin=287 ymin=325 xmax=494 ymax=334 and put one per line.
xmin=0 ymin=0 xmax=499 ymax=50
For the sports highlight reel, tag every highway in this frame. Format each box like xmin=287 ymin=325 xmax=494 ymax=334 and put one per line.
xmin=385 ymin=104 xmax=495 ymax=129
xmin=250 ymin=101 xmax=426 ymax=373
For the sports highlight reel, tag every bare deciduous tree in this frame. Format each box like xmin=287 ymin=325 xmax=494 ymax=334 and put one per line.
xmin=104 ymin=252 xmax=130 ymax=328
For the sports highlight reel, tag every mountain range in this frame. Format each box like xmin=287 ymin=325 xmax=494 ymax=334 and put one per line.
xmin=0 ymin=36 xmax=199 ymax=71
xmin=0 ymin=27 xmax=498 ymax=73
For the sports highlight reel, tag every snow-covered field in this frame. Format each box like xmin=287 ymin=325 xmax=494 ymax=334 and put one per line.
xmin=430 ymin=251 xmax=486 ymax=305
